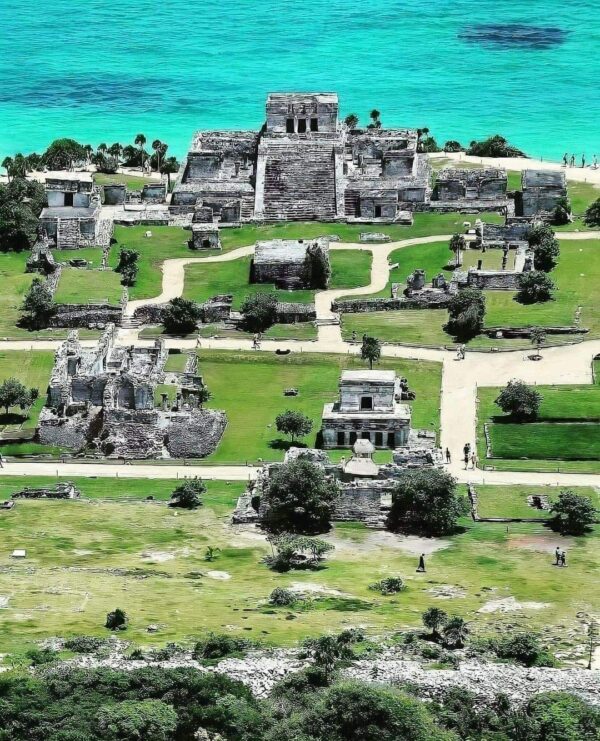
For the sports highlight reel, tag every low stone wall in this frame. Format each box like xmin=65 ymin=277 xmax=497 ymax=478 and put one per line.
xmin=467 ymin=271 xmax=520 ymax=290
xmin=49 ymin=304 xmax=123 ymax=328
xmin=12 ymin=482 xmax=80 ymax=499
xmin=332 ymin=294 xmax=450 ymax=314
xmin=485 ymin=326 xmax=588 ymax=339
xmin=132 ymin=296 xmax=233 ymax=326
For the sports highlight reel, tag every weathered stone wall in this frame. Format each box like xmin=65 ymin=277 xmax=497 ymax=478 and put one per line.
xmin=466 ymin=271 xmax=520 ymax=290
xmin=332 ymin=293 xmax=451 ymax=313
xmin=332 ymin=483 xmax=387 ymax=523
xmin=165 ymin=409 xmax=227 ymax=458
xmin=141 ymin=183 xmax=167 ymax=203
xmin=49 ymin=304 xmax=123 ymax=328
xmin=37 ymin=406 xmax=101 ymax=451
xmin=102 ymin=184 xmax=126 ymax=205
xmin=275 ymin=302 xmax=316 ymax=323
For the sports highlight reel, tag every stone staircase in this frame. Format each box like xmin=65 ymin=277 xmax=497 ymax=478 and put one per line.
xmin=261 ymin=140 xmax=337 ymax=220
xmin=95 ymin=218 xmax=114 ymax=247
xmin=56 ymin=219 xmax=80 ymax=249
xmin=120 ymin=316 xmax=141 ymax=329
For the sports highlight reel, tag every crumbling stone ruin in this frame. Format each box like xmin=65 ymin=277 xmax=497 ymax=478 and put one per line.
xmin=171 ymin=92 xmax=430 ymax=223
xmin=39 ymin=174 xmax=112 ymax=249
xmin=432 ymin=168 xmax=509 ymax=212
xmin=475 ymin=217 xmax=535 ymax=250
xmin=38 ymin=325 xmax=226 ymax=459
xmin=515 ymin=169 xmax=567 ymax=218
xmin=251 ymin=237 xmax=330 ymax=289
xmin=141 ymin=183 xmax=167 ymax=203
xmin=26 ymin=234 xmax=57 ymax=274
xmin=233 ymin=428 xmax=443 ymax=528
xmin=453 ymin=244 xmax=534 ymax=291
xmin=11 ymin=482 xmax=80 ymax=499
xmin=190 ymin=222 xmax=221 ymax=250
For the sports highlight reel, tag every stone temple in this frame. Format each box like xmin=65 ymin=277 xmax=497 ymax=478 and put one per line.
xmin=251 ymin=237 xmax=330 ymax=289
xmin=38 ymin=325 xmax=226 ymax=459
xmin=171 ymin=92 xmax=430 ymax=223
xmin=321 ymin=370 xmax=412 ymax=449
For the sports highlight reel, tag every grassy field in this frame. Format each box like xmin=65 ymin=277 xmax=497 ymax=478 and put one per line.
xmin=183 ymin=250 xmax=372 ymax=309
xmin=474 ymin=484 xmax=599 ymax=519
xmin=93 ymin=172 xmax=155 ymax=191
xmin=477 ymin=384 xmax=600 ymax=472
xmin=53 ymin=267 xmax=123 ymax=305
xmin=0 ymin=351 xmax=54 ymax=434
xmin=0 ymin=476 xmax=596 ymax=655
xmin=193 ymin=350 xmax=441 ymax=463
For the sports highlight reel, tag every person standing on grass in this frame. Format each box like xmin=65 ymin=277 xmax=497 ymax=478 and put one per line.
xmin=417 ymin=553 xmax=426 ymax=572
xmin=561 ymin=550 xmax=567 ymax=567
xmin=555 ymin=547 xmax=561 ymax=565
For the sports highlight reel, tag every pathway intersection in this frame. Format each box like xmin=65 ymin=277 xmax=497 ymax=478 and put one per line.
xmin=3 ymin=231 xmax=600 ymax=488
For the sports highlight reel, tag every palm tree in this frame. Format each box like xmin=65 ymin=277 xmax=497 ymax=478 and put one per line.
xmin=12 ymin=154 xmax=27 ymax=178
xmin=135 ymin=133 xmax=147 ymax=172
xmin=449 ymin=233 xmax=466 ymax=267
xmin=83 ymin=144 xmax=94 ymax=165
xmin=152 ymin=139 xmax=163 ymax=173
xmin=2 ymin=156 xmax=14 ymax=181
xmin=108 ymin=143 xmax=122 ymax=168
xmin=97 ymin=143 xmax=108 ymax=155
xmin=161 ymin=156 xmax=179 ymax=189
xmin=361 ymin=335 xmax=381 ymax=370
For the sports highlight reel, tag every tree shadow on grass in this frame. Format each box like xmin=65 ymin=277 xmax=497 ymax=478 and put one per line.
xmin=0 ymin=412 xmax=30 ymax=426
xmin=268 ymin=438 xmax=308 ymax=451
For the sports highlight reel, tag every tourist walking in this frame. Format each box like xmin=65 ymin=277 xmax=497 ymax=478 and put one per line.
xmin=445 ymin=447 xmax=451 ymax=463
xmin=593 ymin=155 xmax=598 ymax=170
xmin=563 ymin=152 xmax=568 ymax=167
xmin=554 ymin=546 xmax=561 ymax=565
xmin=561 ymin=550 xmax=567 ymax=567
xmin=581 ymin=153 xmax=586 ymax=168
xmin=570 ymin=154 xmax=575 ymax=167
xmin=416 ymin=553 xmax=426 ymax=572
xmin=470 ymin=451 xmax=477 ymax=469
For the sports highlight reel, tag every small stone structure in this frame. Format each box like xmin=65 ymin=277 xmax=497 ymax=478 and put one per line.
xmin=132 ymin=295 xmax=233 ymax=326
xmin=171 ymin=92 xmax=430 ymax=223
xmin=275 ymin=302 xmax=316 ymax=324
xmin=12 ymin=482 xmax=80 ymax=499
xmin=321 ymin=370 xmax=412 ymax=449
xmin=475 ymin=218 xmax=534 ymax=250
xmin=454 ymin=244 xmax=534 ymax=290
xmin=433 ymin=168 xmax=507 ymax=201
xmin=252 ymin=238 xmax=330 ymax=289
xmin=102 ymin=183 xmax=127 ymax=205
xmin=190 ymin=223 xmax=221 ymax=250
xmin=141 ymin=183 xmax=167 ymax=203
xmin=38 ymin=325 xmax=226 ymax=459
xmin=26 ymin=236 xmax=57 ymax=274
xmin=39 ymin=174 xmax=109 ymax=249
xmin=516 ymin=170 xmax=566 ymax=218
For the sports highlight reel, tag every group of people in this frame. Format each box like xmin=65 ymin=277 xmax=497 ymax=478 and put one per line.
xmin=563 ymin=153 xmax=598 ymax=169
xmin=463 ymin=442 xmax=477 ymax=469
xmin=456 ymin=344 xmax=466 ymax=361
xmin=554 ymin=547 xmax=567 ymax=567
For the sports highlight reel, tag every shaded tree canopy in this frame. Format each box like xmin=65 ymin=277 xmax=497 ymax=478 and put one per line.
xmin=241 ymin=292 xmax=278 ymax=332
xmin=162 ymin=297 xmax=201 ymax=335
xmin=495 ymin=379 xmax=542 ymax=421
xmin=467 ymin=135 xmax=526 ymax=157
xmin=0 ymin=178 xmax=46 ymax=252
xmin=444 ymin=287 xmax=485 ymax=340
xmin=550 ymin=490 xmax=597 ymax=535
xmin=516 ymin=271 xmax=555 ymax=304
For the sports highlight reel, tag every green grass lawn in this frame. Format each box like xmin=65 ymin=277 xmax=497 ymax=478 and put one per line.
xmin=477 ymin=385 xmax=600 ymax=472
xmin=474 ymin=484 xmax=599 ymax=519
xmin=194 ymin=350 xmax=441 ymax=464
xmin=53 ymin=268 xmax=123 ymax=305
xmin=0 ymin=351 xmax=54 ymax=436
xmin=0 ymin=477 xmax=596 ymax=654
xmin=93 ymin=172 xmax=155 ymax=191
xmin=183 ymin=250 xmax=372 ymax=309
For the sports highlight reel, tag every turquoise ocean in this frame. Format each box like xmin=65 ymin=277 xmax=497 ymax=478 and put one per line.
xmin=1 ymin=0 xmax=599 ymax=161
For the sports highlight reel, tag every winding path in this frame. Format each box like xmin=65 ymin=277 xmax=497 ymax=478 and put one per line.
xmin=2 ymin=231 xmax=600 ymax=486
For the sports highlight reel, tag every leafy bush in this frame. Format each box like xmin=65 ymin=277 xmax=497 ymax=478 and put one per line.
xmin=552 ymin=196 xmax=572 ymax=226
xmin=168 ymin=477 xmax=205 ymax=509
xmin=550 ymin=490 xmax=597 ymax=535
xmin=162 ymin=297 xmax=201 ymax=335
xmin=269 ymin=587 xmax=297 ymax=606
xmin=264 ymin=534 xmax=334 ymax=572
xmin=26 ymin=647 xmax=58 ymax=666
xmin=240 ymin=292 xmax=278 ymax=332
xmin=495 ymin=379 xmax=542 ymax=421
xmin=443 ymin=140 xmax=464 ymax=152
xmin=64 ymin=636 xmax=106 ymax=653
xmin=444 ymin=287 xmax=485 ymax=340
xmin=192 ymin=633 xmax=252 ymax=660
xmin=275 ymin=410 xmax=313 ymax=443
xmin=467 ymin=135 xmax=526 ymax=157
xmin=105 ymin=608 xmax=128 ymax=631
xmin=584 ymin=197 xmax=600 ymax=227
xmin=370 ymin=576 xmax=406 ymax=594
xmin=516 ymin=271 xmax=555 ymax=304
xmin=527 ymin=224 xmax=560 ymax=272
xmin=494 ymin=632 xmax=554 ymax=667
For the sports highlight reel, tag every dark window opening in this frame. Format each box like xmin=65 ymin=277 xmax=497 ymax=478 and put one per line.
xmin=286 ymin=118 xmax=295 ymax=133
xmin=361 ymin=431 xmax=371 ymax=440
xmin=337 ymin=430 xmax=345 ymax=446
xmin=360 ymin=396 xmax=373 ymax=410
xmin=202 ymin=239 xmax=211 ymax=249
xmin=64 ymin=192 xmax=74 ymax=207
xmin=375 ymin=432 xmax=383 ymax=447
xmin=387 ymin=432 xmax=396 ymax=448
xmin=297 ymin=118 xmax=307 ymax=134
xmin=310 ymin=118 xmax=319 ymax=132
xmin=349 ymin=431 xmax=358 ymax=445
xmin=374 ymin=205 xmax=382 ymax=218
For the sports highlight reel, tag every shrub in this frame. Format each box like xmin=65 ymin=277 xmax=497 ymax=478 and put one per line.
xmin=168 ymin=477 xmax=205 ymax=509
xmin=269 ymin=587 xmax=297 ymax=606
xmin=550 ymin=490 xmax=597 ymax=535
xmin=264 ymin=534 xmax=334 ymax=572
xmin=443 ymin=140 xmax=463 ymax=152
xmin=495 ymin=379 xmax=542 ymax=421
xmin=94 ymin=699 xmax=177 ymax=741
xmin=240 ymin=292 xmax=278 ymax=332
xmin=162 ymin=297 xmax=201 ymax=335
xmin=584 ymin=197 xmax=600 ymax=227
xmin=552 ymin=196 xmax=572 ymax=226
xmin=422 ymin=607 xmax=448 ymax=640
xmin=494 ymin=632 xmax=553 ymax=667
xmin=444 ymin=287 xmax=485 ymax=340
xmin=192 ymin=633 xmax=251 ymax=660
xmin=275 ymin=410 xmax=313 ymax=443
xmin=442 ymin=616 xmax=469 ymax=648
xmin=63 ymin=636 xmax=105 ymax=653
xmin=370 ymin=576 xmax=406 ymax=595
xmin=527 ymin=224 xmax=560 ymax=272
xmin=105 ymin=608 xmax=128 ymax=631
xmin=516 ymin=271 xmax=555 ymax=303
xmin=467 ymin=135 xmax=526 ymax=157
xmin=26 ymin=647 xmax=58 ymax=666
xmin=20 ymin=277 xmax=55 ymax=329
xmin=114 ymin=247 xmax=139 ymax=286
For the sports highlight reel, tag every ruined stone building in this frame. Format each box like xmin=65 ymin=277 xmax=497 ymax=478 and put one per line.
xmin=475 ymin=218 xmax=533 ymax=250
xmin=321 ymin=370 xmax=412 ymax=449
xmin=515 ymin=170 xmax=567 ymax=217
xmin=38 ymin=326 xmax=226 ymax=459
xmin=432 ymin=168 xmax=508 ymax=205
xmin=39 ymin=174 xmax=110 ymax=249
xmin=171 ymin=92 xmax=430 ymax=224
xmin=251 ymin=237 xmax=330 ymax=288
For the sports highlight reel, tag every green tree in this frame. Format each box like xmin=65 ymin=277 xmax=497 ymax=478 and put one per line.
xmin=494 ymin=632 xmax=547 ymax=667
xmin=422 ymin=607 xmax=448 ymax=640
xmin=448 ymin=233 xmax=466 ymax=266
xmin=21 ymin=277 xmax=56 ymax=329
xmin=161 ymin=156 xmax=180 ymax=189
xmin=530 ymin=327 xmax=546 ymax=358
xmin=275 ymin=410 xmax=313 ymax=443
xmin=517 ymin=270 xmax=555 ymax=304
xmin=0 ymin=378 xmax=36 ymax=415
xmin=114 ymin=247 xmax=139 ymax=286
xmin=369 ymin=109 xmax=382 ymax=128
xmin=95 ymin=699 xmax=177 ymax=741
xmin=152 ymin=139 xmax=166 ymax=172
xmin=42 ymin=138 xmax=86 ymax=170
xmin=584 ymin=197 xmax=600 ymax=227
xmin=265 ymin=533 xmax=334 ymax=571
xmin=344 ymin=113 xmax=359 ymax=129
xmin=443 ymin=140 xmax=463 ymax=153
xmin=552 ymin=196 xmax=572 ymax=226
xmin=524 ymin=691 xmax=600 ymax=741
xmin=0 ymin=178 xmax=46 ymax=252
xmin=387 ymin=469 xmax=466 ymax=536
xmin=466 ymin=135 xmax=525 ymax=157
xmin=550 ymin=490 xmax=596 ymax=535
xmin=108 ymin=142 xmax=123 ymax=170
xmin=240 ymin=292 xmax=278 ymax=332
xmin=262 ymin=459 xmax=339 ymax=534
xmin=442 ymin=616 xmax=469 ymax=648
xmin=361 ymin=335 xmax=381 ymax=369
xmin=495 ymin=379 xmax=542 ymax=421
xmin=169 ymin=477 xmax=205 ymax=509
xmin=105 ymin=607 xmax=128 ymax=630
xmin=1 ymin=155 xmax=14 ymax=181
xmin=527 ymin=224 xmax=560 ymax=272
xmin=444 ymin=286 xmax=485 ymax=340
xmin=162 ymin=297 xmax=201 ymax=335
xmin=197 ymin=385 xmax=211 ymax=410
